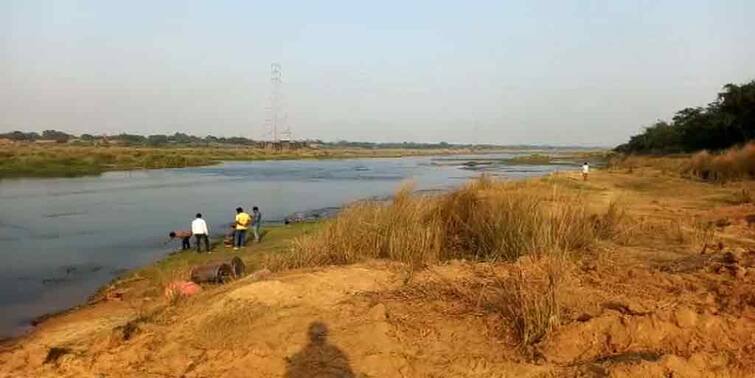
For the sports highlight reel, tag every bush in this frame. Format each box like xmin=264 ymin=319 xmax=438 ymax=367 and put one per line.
xmin=685 ymin=142 xmax=755 ymax=182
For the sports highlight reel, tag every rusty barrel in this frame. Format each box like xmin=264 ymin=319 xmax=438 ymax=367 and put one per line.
xmin=229 ymin=256 xmax=245 ymax=277
xmin=190 ymin=262 xmax=234 ymax=284
xmin=190 ymin=257 xmax=246 ymax=284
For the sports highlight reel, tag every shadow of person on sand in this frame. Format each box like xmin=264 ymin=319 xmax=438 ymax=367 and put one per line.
xmin=284 ymin=321 xmax=356 ymax=378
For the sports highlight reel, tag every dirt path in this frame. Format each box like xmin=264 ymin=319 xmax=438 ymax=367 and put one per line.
xmin=1 ymin=170 xmax=754 ymax=377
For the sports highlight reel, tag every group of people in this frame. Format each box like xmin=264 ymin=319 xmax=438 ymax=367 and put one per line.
xmin=169 ymin=206 xmax=262 ymax=252
xmin=229 ymin=206 xmax=262 ymax=250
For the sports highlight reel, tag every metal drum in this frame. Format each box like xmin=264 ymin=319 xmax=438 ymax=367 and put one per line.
xmin=229 ymin=256 xmax=245 ymax=278
xmin=190 ymin=257 xmax=246 ymax=284
xmin=190 ymin=262 xmax=234 ymax=284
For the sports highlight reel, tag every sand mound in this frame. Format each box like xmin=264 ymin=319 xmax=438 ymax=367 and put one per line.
xmin=1 ymin=249 xmax=754 ymax=377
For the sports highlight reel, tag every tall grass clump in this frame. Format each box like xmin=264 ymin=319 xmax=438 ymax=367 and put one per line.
xmin=272 ymin=178 xmax=624 ymax=271
xmin=685 ymin=142 xmax=755 ymax=182
xmin=494 ymin=258 xmax=564 ymax=346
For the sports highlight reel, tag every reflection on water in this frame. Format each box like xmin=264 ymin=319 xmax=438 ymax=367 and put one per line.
xmin=0 ymin=154 xmax=569 ymax=338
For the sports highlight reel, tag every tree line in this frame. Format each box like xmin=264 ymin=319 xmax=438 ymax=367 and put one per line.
xmin=615 ymin=80 xmax=755 ymax=154
xmin=0 ymin=130 xmax=499 ymax=150
xmin=0 ymin=131 xmax=265 ymax=146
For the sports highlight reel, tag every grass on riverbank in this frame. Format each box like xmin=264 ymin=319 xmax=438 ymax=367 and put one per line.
xmin=120 ymin=222 xmax=323 ymax=293
xmin=114 ymin=173 xmax=624 ymax=291
xmin=266 ymin=177 xmax=627 ymax=272
xmin=0 ymin=145 xmax=475 ymax=179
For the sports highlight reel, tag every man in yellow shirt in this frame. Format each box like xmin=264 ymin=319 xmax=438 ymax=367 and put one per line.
xmin=234 ymin=207 xmax=251 ymax=250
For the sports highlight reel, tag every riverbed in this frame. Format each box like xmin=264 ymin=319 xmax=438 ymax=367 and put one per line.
xmin=0 ymin=153 xmax=569 ymax=338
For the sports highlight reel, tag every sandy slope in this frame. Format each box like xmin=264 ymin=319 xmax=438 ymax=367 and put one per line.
xmin=1 ymin=170 xmax=754 ymax=377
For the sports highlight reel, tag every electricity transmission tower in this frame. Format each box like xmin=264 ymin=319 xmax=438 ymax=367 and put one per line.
xmin=264 ymin=63 xmax=292 ymax=142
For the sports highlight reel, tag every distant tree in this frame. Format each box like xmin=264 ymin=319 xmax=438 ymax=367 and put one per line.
xmin=41 ymin=129 xmax=71 ymax=143
xmin=114 ymin=133 xmax=147 ymax=146
xmin=225 ymin=137 xmax=256 ymax=145
xmin=80 ymin=134 xmax=96 ymax=141
xmin=1 ymin=131 xmax=39 ymax=141
xmin=170 ymin=132 xmax=199 ymax=144
xmin=147 ymin=134 xmax=169 ymax=146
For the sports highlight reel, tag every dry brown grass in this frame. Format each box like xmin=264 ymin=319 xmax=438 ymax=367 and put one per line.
xmin=686 ymin=143 xmax=755 ymax=182
xmin=387 ymin=256 xmax=569 ymax=347
xmin=608 ymin=154 xmax=689 ymax=176
xmin=610 ymin=143 xmax=755 ymax=183
xmin=267 ymin=177 xmax=627 ymax=272
xmin=608 ymin=215 xmax=717 ymax=251
xmin=730 ymin=188 xmax=753 ymax=204
xmin=493 ymin=257 xmax=565 ymax=346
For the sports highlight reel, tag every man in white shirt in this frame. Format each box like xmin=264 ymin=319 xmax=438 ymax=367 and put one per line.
xmin=582 ymin=162 xmax=590 ymax=181
xmin=192 ymin=213 xmax=210 ymax=253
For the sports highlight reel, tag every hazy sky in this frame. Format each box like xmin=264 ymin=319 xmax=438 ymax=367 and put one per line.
xmin=1 ymin=1 xmax=753 ymax=145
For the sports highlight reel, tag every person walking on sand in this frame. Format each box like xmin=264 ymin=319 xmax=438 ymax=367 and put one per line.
xmin=169 ymin=230 xmax=192 ymax=250
xmin=582 ymin=162 xmax=590 ymax=181
xmin=192 ymin=213 xmax=210 ymax=253
xmin=234 ymin=207 xmax=251 ymax=250
xmin=252 ymin=206 xmax=262 ymax=243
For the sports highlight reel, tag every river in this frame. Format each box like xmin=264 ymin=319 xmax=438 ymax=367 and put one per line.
xmin=0 ymin=153 xmax=570 ymax=338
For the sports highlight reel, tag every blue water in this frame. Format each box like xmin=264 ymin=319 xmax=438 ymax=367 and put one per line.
xmin=0 ymin=154 xmax=567 ymax=338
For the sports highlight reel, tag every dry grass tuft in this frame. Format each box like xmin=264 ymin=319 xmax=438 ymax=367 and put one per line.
xmin=385 ymin=257 xmax=569 ymax=347
xmin=686 ymin=143 xmax=755 ymax=182
xmin=691 ymin=219 xmax=716 ymax=247
xmin=492 ymin=257 xmax=565 ymax=346
xmin=269 ymin=178 xmax=627 ymax=272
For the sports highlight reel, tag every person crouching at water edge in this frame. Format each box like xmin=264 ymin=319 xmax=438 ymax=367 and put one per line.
xmin=192 ymin=213 xmax=210 ymax=253
xmin=169 ymin=230 xmax=192 ymax=250
xmin=234 ymin=207 xmax=251 ymax=250
xmin=582 ymin=162 xmax=590 ymax=181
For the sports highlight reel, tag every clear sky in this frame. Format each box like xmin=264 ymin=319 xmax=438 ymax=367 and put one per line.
xmin=1 ymin=1 xmax=753 ymax=145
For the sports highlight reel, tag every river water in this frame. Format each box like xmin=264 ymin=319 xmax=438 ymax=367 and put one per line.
xmin=0 ymin=153 xmax=569 ymax=338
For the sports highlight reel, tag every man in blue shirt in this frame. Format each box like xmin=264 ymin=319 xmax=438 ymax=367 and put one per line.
xmin=252 ymin=206 xmax=262 ymax=243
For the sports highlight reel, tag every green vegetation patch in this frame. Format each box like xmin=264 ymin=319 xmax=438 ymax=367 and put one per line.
xmin=128 ymin=222 xmax=323 ymax=290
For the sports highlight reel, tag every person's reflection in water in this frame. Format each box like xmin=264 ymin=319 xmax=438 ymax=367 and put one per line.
xmin=285 ymin=321 xmax=356 ymax=378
